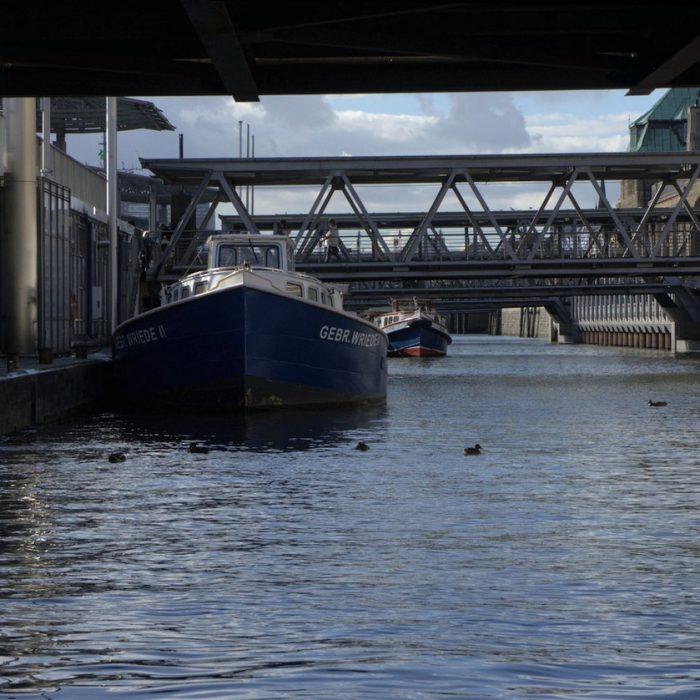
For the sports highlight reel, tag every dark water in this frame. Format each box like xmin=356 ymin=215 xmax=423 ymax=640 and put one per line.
xmin=2 ymin=336 xmax=700 ymax=699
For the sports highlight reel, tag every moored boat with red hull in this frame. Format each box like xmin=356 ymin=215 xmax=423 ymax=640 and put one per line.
xmin=370 ymin=299 xmax=452 ymax=357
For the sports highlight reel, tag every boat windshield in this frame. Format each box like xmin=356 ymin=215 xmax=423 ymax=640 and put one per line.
xmin=217 ymin=244 xmax=281 ymax=269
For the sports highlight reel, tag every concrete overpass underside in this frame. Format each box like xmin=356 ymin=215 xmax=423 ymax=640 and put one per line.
xmin=3 ymin=3 xmax=700 ymax=99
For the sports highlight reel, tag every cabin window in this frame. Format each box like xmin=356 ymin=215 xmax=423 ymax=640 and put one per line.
xmin=181 ymin=287 xmax=190 ymax=299
xmin=218 ymin=245 xmax=238 ymax=267
xmin=265 ymin=247 xmax=281 ymax=268
xmin=218 ymin=244 xmax=282 ymax=269
xmin=240 ymin=245 xmax=278 ymax=267
xmin=321 ymin=292 xmax=327 ymax=305
xmin=194 ymin=281 xmax=208 ymax=295
xmin=286 ymin=282 xmax=303 ymax=297
xmin=238 ymin=246 xmax=260 ymax=265
xmin=308 ymin=287 xmax=318 ymax=302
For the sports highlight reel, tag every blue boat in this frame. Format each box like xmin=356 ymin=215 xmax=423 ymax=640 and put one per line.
xmin=371 ymin=299 xmax=452 ymax=357
xmin=112 ymin=234 xmax=387 ymax=408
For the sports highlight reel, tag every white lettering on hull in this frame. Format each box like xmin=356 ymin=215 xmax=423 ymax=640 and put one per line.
xmin=115 ymin=324 xmax=167 ymax=350
xmin=319 ymin=324 xmax=380 ymax=347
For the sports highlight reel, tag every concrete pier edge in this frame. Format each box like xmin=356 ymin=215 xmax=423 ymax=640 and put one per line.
xmin=0 ymin=355 xmax=113 ymax=437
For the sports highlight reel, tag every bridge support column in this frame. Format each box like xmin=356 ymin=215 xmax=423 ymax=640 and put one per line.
xmin=544 ymin=299 xmax=579 ymax=344
xmin=654 ymin=287 xmax=700 ymax=354
xmin=1 ymin=97 xmax=38 ymax=360
xmin=674 ymin=324 xmax=700 ymax=353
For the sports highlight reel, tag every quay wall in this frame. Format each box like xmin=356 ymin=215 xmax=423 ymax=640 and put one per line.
xmin=499 ymin=307 xmax=553 ymax=340
xmin=497 ymin=299 xmax=678 ymax=351
xmin=0 ymin=358 xmax=112 ymax=436
xmin=572 ymin=293 xmax=674 ymax=351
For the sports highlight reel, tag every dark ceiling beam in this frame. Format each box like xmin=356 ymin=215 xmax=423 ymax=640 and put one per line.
xmin=627 ymin=32 xmax=700 ymax=95
xmin=180 ymin=0 xmax=260 ymax=101
xmin=251 ymin=63 xmax=622 ymax=95
xmin=0 ymin=66 xmax=226 ymax=98
xmin=254 ymin=34 xmax=631 ymax=74
xmin=244 ymin=3 xmax=467 ymax=39
xmin=3 ymin=3 xmax=700 ymax=97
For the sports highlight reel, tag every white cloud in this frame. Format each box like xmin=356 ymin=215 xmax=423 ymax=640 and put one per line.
xmin=334 ymin=110 xmax=435 ymax=148
xmin=60 ymin=90 xmax=656 ymax=215
xmin=65 ymin=92 xmax=645 ymax=168
xmin=523 ymin=111 xmax=632 ymax=153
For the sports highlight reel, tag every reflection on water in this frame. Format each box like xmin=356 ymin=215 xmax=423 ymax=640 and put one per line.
xmin=105 ymin=402 xmax=389 ymax=453
xmin=1 ymin=336 xmax=700 ymax=699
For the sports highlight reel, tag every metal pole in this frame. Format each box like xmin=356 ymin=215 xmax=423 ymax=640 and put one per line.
xmin=149 ymin=185 xmax=157 ymax=232
xmin=40 ymin=97 xmax=52 ymax=177
xmin=246 ymin=123 xmax=250 ymax=210
xmin=237 ymin=120 xmax=243 ymax=224
xmin=251 ymin=134 xmax=255 ymax=215
xmin=1 ymin=98 xmax=38 ymax=358
xmin=106 ymin=96 xmax=118 ymax=333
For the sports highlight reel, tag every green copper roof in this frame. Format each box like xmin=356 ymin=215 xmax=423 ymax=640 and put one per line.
xmin=629 ymin=88 xmax=700 ymax=152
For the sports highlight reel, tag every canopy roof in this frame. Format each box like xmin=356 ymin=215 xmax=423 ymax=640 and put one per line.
xmin=37 ymin=96 xmax=175 ymax=134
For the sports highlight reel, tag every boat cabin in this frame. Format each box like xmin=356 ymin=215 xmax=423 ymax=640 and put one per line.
xmin=205 ymin=233 xmax=296 ymax=272
xmin=162 ymin=233 xmax=344 ymax=312
xmin=368 ymin=297 xmax=447 ymax=331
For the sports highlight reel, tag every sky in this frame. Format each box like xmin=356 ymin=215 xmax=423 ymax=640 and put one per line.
xmin=63 ymin=89 xmax=665 ymax=217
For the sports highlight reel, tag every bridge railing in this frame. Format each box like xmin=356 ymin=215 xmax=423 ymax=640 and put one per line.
xmin=148 ymin=223 xmax=700 ymax=278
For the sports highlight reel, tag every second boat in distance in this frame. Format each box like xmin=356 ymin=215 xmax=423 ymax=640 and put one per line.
xmin=370 ymin=298 xmax=452 ymax=357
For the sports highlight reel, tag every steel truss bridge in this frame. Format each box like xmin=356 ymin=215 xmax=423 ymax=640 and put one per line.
xmin=141 ymin=152 xmax=700 ymax=323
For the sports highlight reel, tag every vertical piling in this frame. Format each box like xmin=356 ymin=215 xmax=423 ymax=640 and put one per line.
xmin=1 ymin=98 xmax=38 ymax=359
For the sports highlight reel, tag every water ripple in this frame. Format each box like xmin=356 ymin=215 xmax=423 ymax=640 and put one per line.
xmin=2 ymin=337 xmax=700 ymax=698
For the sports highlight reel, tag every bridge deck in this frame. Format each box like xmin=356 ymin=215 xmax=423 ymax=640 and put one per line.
xmin=137 ymin=152 xmax=700 ymax=314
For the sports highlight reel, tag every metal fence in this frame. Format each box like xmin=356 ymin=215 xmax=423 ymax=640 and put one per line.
xmin=38 ymin=178 xmax=71 ymax=354
xmin=38 ymin=177 xmax=111 ymax=355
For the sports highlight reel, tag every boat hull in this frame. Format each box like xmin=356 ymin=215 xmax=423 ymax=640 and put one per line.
xmin=112 ymin=285 xmax=387 ymax=408
xmin=387 ymin=321 xmax=452 ymax=357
